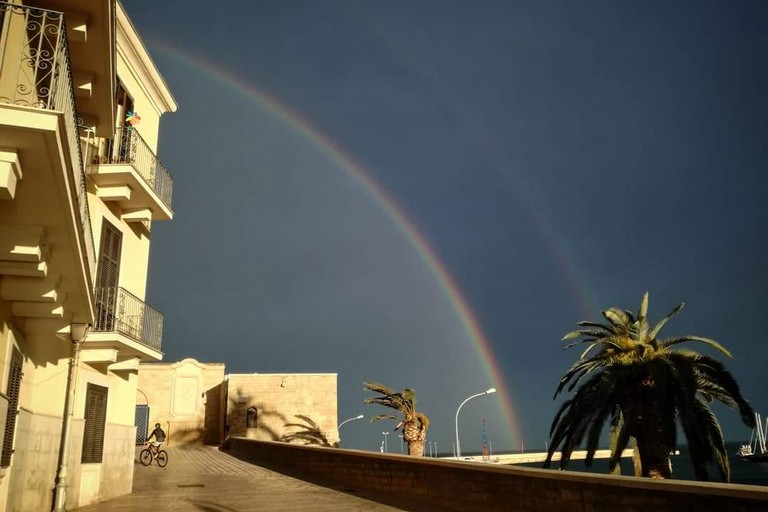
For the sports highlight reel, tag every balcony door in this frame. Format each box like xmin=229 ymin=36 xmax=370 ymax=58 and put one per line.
xmin=110 ymin=83 xmax=135 ymax=162
xmin=95 ymin=221 xmax=122 ymax=331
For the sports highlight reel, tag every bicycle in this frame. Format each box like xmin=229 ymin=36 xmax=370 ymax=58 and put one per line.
xmin=139 ymin=443 xmax=168 ymax=467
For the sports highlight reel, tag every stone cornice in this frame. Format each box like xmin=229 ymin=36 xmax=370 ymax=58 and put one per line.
xmin=116 ymin=2 xmax=177 ymax=115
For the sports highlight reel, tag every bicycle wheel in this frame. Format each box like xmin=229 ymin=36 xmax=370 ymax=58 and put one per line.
xmin=139 ymin=449 xmax=152 ymax=466
xmin=156 ymin=450 xmax=168 ymax=468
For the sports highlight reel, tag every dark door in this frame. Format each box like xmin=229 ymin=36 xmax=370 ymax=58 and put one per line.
xmin=135 ymin=405 xmax=150 ymax=444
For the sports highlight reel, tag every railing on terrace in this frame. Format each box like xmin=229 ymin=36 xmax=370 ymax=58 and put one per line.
xmin=0 ymin=2 xmax=96 ymax=277
xmin=95 ymin=127 xmax=174 ymax=211
xmin=93 ymin=287 xmax=163 ymax=352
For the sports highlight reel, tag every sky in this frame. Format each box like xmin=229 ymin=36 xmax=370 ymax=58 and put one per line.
xmin=124 ymin=0 xmax=767 ymax=454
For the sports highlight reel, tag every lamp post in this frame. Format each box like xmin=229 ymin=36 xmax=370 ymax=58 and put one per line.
xmin=337 ymin=415 xmax=363 ymax=447
xmin=454 ymin=388 xmax=496 ymax=459
xmin=338 ymin=414 xmax=364 ymax=430
xmin=382 ymin=431 xmax=390 ymax=453
xmin=398 ymin=434 xmax=404 ymax=453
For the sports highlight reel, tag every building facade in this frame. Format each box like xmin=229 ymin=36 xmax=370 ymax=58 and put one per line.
xmin=0 ymin=1 xmax=176 ymax=509
xmin=137 ymin=359 xmax=226 ymax=446
xmin=137 ymin=360 xmax=340 ymax=449
xmin=226 ymin=373 xmax=339 ymax=447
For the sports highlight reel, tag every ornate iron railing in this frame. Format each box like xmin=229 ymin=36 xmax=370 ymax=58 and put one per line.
xmin=93 ymin=287 xmax=164 ymax=352
xmin=0 ymin=2 xmax=96 ymax=276
xmin=104 ymin=127 xmax=174 ymax=210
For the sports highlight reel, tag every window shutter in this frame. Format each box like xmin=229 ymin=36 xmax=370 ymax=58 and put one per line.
xmin=96 ymin=221 xmax=122 ymax=289
xmin=1 ymin=349 xmax=23 ymax=467
xmin=82 ymin=384 xmax=108 ymax=463
xmin=95 ymin=221 xmax=122 ymax=331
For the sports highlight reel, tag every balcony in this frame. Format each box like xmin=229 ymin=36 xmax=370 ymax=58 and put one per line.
xmin=86 ymin=127 xmax=174 ymax=221
xmin=0 ymin=2 xmax=96 ymax=325
xmin=87 ymin=287 xmax=164 ymax=361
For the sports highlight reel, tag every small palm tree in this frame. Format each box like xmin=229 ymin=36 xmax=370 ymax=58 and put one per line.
xmin=364 ymin=382 xmax=430 ymax=457
xmin=545 ymin=292 xmax=754 ymax=481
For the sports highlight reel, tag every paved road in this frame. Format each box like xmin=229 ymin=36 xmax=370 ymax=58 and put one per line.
xmin=75 ymin=445 xmax=410 ymax=511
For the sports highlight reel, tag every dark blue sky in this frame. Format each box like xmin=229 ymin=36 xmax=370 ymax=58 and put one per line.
xmin=125 ymin=0 xmax=767 ymax=453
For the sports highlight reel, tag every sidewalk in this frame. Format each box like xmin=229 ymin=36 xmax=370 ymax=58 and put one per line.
xmin=75 ymin=445 xmax=410 ymax=511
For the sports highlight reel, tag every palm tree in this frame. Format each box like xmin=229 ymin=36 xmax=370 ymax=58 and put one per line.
xmin=545 ymin=292 xmax=754 ymax=481
xmin=363 ymin=382 xmax=430 ymax=457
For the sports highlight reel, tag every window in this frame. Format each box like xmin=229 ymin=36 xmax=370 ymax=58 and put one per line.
xmin=1 ymin=349 xmax=23 ymax=467
xmin=246 ymin=407 xmax=257 ymax=428
xmin=82 ymin=384 xmax=108 ymax=463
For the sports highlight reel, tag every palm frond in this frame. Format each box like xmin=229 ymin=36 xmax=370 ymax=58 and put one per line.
xmin=603 ymin=308 xmax=631 ymax=333
xmin=577 ymin=321 xmax=615 ymax=333
xmin=648 ymin=302 xmax=684 ymax=340
xmin=370 ymin=413 xmax=399 ymax=423
xmin=562 ymin=329 xmax=612 ymax=341
xmin=660 ymin=336 xmax=732 ymax=358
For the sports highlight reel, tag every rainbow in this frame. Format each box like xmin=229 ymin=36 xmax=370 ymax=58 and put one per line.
xmin=147 ymin=41 xmax=561 ymax=446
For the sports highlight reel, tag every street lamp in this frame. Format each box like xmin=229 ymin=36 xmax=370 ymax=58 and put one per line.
xmin=338 ymin=414 xmax=364 ymax=430
xmin=454 ymin=388 xmax=496 ymax=459
xmin=382 ymin=431 xmax=390 ymax=453
xmin=398 ymin=434 xmax=404 ymax=453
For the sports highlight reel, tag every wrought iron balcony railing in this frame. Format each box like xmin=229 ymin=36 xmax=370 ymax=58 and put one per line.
xmin=0 ymin=2 xmax=96 ymax=276
xmin=93 ymin=287 xmax=163 ymax=352
xmin=98 ymin=127 xmax=174 ymax=211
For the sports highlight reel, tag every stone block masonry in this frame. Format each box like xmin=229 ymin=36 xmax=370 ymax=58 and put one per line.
xmin=227 ymin=437 xmax=768 ymax=512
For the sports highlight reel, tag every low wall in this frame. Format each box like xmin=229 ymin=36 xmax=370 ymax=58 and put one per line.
xmin=226 ymin=437 xmax=768 ymax=512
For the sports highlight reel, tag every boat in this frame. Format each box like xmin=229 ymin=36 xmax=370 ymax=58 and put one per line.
xmin=737 ymin=412 xmax=768 ymax=462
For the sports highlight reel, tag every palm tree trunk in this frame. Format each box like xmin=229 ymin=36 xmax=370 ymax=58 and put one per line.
xmin=407 ymin=439 xmax=425 ymax=457
xmin=624 ymin=378 xmax=673 ymax=479
xmin=633 ymin=391 xmax=673 ymax=479
xmin=403 ymin=418 xmax=426 ymax=457
xmin=635 ymin=434 xmax=672 ymax=478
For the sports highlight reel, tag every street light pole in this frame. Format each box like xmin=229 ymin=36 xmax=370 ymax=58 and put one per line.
xmin=382 ymin=431 xmax=390 ymax=453
xmin=398 ymin=434 xmax=404 ymax=453
xmin=454 ymin=388 xmax=496 ymax=459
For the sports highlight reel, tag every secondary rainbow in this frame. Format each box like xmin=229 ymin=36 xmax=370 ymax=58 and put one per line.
xmin=151 ymin=41 xmax=522 ymax=444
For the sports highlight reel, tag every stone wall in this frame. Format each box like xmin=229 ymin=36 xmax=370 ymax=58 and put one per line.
xmin=227 ymin=438 xmax=768 ymax=512
xmin=226 ymin=373 xmax=338 ymax=446
xmin=5 ymin=410 xmax=61 ymax=512
xmin=97 ymin=424 xmax=135 ymax=502
xmin=137 ymin=359 xmax=226 ymax=444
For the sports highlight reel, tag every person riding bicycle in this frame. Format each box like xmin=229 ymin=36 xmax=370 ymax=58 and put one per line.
xmin=146 ymin=423 xmax=166 ymax=458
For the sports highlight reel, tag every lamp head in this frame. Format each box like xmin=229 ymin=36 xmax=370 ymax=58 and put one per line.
xmin=356 ymin=414 xmax=364 ymax=419
xmin=485 ymin=388 xmax=497 ymax=394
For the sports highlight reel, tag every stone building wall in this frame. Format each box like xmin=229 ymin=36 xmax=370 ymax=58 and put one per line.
xmin=137 ymin=359 xmax=226 ymax=445
xmin=226 ymin=373 xmax=339 ymax=447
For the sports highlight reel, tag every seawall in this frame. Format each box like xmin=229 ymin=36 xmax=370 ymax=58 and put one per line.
xmin=226 ymin=437 xmax=768 ymax=512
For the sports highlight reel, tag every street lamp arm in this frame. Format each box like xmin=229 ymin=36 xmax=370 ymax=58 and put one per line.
xmin=338 ymin=414 xmax=364 ymax=430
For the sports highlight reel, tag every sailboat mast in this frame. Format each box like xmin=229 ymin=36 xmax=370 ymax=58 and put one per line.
xmin=761 ymin=414 xmax=768 ymax=454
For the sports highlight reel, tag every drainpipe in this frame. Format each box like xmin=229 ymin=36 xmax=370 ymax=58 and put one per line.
xmin=53 ymin=323 xmax=89 ymax=512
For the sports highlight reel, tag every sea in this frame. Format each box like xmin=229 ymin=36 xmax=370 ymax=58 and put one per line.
xmin=513 ymin=442 xmax=768 ymax=487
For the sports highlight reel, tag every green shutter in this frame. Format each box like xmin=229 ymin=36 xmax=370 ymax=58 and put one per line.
xmin=82 ymin=384 xmax=108 ymax=463
xmin=1 ymin=349 xmax=23 ymax=467
xmin=95 ymin=221 xmax=122 ymax=331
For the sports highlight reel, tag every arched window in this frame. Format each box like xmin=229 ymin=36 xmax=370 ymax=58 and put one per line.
xmin=246 ymin=407 xmax=257 ymax=428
